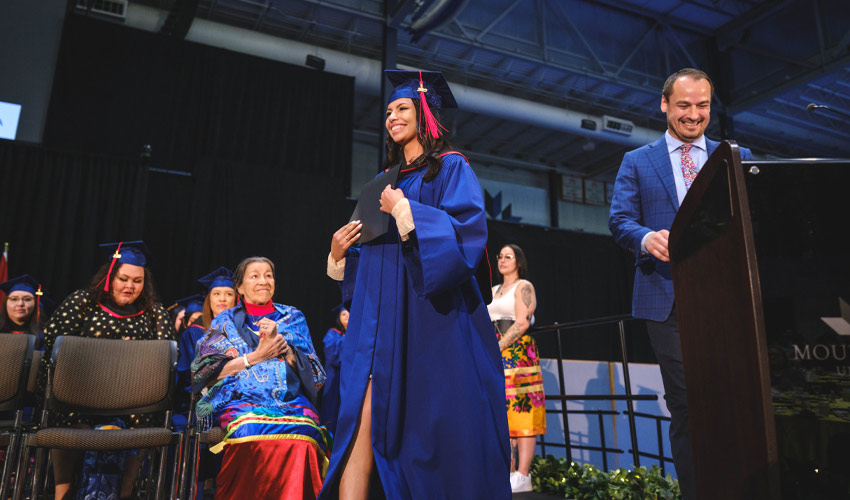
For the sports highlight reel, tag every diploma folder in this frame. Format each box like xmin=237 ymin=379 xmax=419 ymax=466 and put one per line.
xmin=349 ymin=165 xmax=401 ymax=243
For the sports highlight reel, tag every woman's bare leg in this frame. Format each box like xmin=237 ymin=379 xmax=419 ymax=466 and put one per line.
xmin=119 ymin=450 xmax=146 ymax=498
xmin=339 ymin=380 xmax=373 ymax=500
xmin=516 ymin=436 xmax=537 ymax=476
xmin=52 ymin=424 xmax=89 ymax=500
xmin=51 ymin=448 xmax=82 ymax=500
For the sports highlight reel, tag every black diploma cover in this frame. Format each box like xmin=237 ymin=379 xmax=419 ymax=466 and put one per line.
xmin=349 ymin=165 xmax=400 ymax=243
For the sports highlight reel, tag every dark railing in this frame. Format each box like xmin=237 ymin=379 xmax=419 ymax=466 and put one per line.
xmin=528 ymin=315 xmax=674 ymax=472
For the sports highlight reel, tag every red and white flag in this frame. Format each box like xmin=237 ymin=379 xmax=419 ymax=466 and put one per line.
xmin=0 ymin=242 xmax=8 ymax=302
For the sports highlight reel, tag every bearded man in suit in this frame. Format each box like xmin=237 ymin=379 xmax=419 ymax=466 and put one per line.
xmin=608 ymin=68 xmax=752 ymax=500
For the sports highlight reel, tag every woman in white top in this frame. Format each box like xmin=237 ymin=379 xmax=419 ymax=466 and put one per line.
xmin=487 ymin=244 xmax=544 ymax=493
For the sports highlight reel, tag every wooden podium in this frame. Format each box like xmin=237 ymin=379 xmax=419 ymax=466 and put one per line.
xmin=669 ymin=142 xmax=850 ymax=499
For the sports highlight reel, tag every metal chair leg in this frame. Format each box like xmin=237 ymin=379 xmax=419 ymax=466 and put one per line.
xmin=171 ymin=433 xmax=183 ymax=500
xmin=1 ymin=432 xmax=20 ymax=500
xmin=177 ymin=430 xmax=193 ymax=500
xmin=29 ymin=447 xmax=44 ymax=500
xmin=12 ymin=441 xmax=26 ymax=500
xmin=190 ymin=433 xmax=202 ymax=500
xmin=153 ymin=445 xmax=166 ymax=500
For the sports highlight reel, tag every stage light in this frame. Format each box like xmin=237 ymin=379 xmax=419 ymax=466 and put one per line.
xmin=305 ymin=55 xmax=325 ymax=71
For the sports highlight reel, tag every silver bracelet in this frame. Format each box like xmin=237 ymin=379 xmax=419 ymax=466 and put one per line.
xmin=242 ymin=353 xmax=252 ymax=370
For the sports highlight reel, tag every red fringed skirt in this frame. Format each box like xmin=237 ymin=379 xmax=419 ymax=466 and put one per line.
xmin=215 ymin=440 xmax=324 ymax=500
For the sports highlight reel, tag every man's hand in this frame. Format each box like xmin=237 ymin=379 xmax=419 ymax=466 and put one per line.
xmin=646 ymin=230 xmax=670 ymax=262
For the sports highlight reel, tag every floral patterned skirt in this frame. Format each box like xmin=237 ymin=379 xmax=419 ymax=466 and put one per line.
xmin=497 ymin=325 xmax=546 ymax=437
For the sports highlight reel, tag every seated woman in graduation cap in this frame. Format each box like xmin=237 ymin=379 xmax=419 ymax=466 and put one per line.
xmin=322 ymin=70 xmax=510 ymax=500
xmin=40 ymin=240 xmax=175 ymax=500
xmin=199 ymin=267 xmax=238 ymax=330
xmin=177 ymin=268 xmax=238 ymax=397
xmin=191 ymin=256 xmax=329 ymax=500
xmin=0 ymin=274 xmax=51 ymax=349
xmin=176 ymin=294 xmax=205 ymax=392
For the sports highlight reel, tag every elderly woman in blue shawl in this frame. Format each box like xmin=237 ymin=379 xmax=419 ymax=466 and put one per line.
xmin=321 ymin=71 xmax=511 ymax=500
xmin=192 ymin=256 xmax=329 ymax=500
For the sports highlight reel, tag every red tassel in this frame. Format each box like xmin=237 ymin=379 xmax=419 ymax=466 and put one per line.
xmin=104 ymin=241 xmax=123 ymax=292
xmin=417 ymin=70 xmax=447 ymax=140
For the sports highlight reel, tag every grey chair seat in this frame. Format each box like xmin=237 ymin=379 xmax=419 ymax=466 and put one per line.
xmin=202 ymin=426 xmax=225 ymax=445
xmin=29 ymin=426 xmax=175 ymax=450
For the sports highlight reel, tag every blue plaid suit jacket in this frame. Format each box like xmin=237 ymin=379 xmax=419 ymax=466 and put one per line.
xmin=608 ymin=136 xmax=752 ymax=321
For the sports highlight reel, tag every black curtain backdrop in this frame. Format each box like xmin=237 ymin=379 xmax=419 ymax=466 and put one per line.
xmin=39 ymin=13 xmax=355 ymax=350
xmin=44 ymin=14 xmax=353 ymax=186
xmin=0 ymin=140 xmax=148 ymax=298
xmin=144 ymin=158 xmax=352 ymax=353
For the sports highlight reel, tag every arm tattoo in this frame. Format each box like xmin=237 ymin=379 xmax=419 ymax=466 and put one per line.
xmin=499 ymin=283 xmax=535 ymax=350
xmin=521 ymin=284 xmax=533 ymax=308
xmin=499 ymin=322 xmax=526 ymax=350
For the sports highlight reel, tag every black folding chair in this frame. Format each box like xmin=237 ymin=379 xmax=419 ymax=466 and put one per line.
xmin=177 ymin=393 xmax=224 ymax=500
xmin=0 ymin=334 xmax=35 ymax=500
xmin=15 ymin=336 xmax=180 ymax=500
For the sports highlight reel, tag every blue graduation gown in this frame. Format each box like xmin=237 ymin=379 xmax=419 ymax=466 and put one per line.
xmin=178 ymin=324 xmax=206 ymax=393
xmin=320 ymin=153 xmax=511 ymax=500
xmin=321 ymin=328 xmax=344 ymax=435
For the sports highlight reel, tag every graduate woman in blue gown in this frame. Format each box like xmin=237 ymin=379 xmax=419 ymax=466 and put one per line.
xmin=321 ymin=70 xmax=511 ymax=500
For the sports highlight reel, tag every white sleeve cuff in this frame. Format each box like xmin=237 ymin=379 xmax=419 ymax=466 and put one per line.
xmin=392 ymin=198 xmax=415 ymax=239
xmin=327 ymin=252 xmax=345 ymax=281
xmin=640 ymin=232 xmax=652 ymax=255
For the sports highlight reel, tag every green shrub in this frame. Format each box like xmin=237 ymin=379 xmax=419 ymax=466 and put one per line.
xmin=530 ymin=455 xmax=681 ymax=499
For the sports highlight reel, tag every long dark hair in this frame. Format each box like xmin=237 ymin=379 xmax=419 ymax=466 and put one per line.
xmin=0 ymin=294 xmax=45 ymax=335
xmin=499 ymin=244 xmax=528 ymax=281
xmin=87 ymin=262 xmax=158 ymax=311
xmin=384 ymin=98 xmax=454 ymax=182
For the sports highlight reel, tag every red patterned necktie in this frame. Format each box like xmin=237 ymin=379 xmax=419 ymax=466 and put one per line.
xmin=680 ymin=143 xmax=697 ymax=190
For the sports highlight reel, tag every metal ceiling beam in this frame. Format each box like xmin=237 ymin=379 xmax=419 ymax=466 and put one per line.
xmin=423 ymin=28 xmax=659 ymax=98
xmin=715 ymin=0 xmax=796 ymax=51
xmin=585 ymin=0 xmax=715 ymax=37
xmin=614 ymin=21 xmax=659 ymax=78
xmin=473 ymin=0 xmax=523 ymax=42
xmin=386 ymin=0 xmax=414 ymax=28
xmin=537 ymin=0 xmax=548 ymax=61
xmin=549 ymin=0 xmax=608 ymax=74
xmin=765 ymin=102 xmax=850 ymax=140
xmin=725 ymin=42 xmax=816 ymax=70
xmin=831 ymin=27 xmax=850 ymax=58
xmin=805 ymin=83 xmax=850 ymax=102
xmin=727 ymin=52 xmax=850 ymax=112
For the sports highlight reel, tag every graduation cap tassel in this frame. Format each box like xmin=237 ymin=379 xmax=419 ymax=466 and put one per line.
xmin=35 ymin=284 xmax=43 ymax=325
xmin=104 ymin=241 xmax=123 ymax=292
xmin=417 ymin=71 xmax=447 ymax=140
